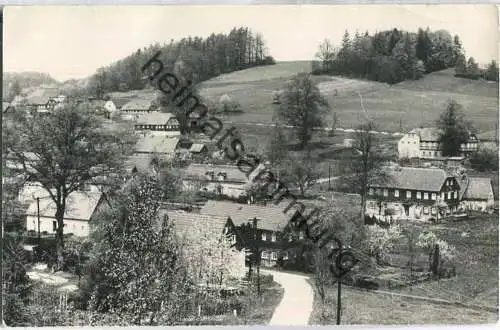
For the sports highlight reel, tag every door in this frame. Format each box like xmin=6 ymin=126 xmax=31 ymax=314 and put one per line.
xmin=403 ymin=204 xmax=410 ymax=217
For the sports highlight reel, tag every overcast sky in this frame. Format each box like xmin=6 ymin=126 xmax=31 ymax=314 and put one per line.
xmin=3 ymin=5 xmax=498 ymax=82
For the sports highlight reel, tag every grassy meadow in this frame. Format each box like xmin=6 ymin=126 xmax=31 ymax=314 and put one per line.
xmin=198 ymin=62 xmax=498 ymax=134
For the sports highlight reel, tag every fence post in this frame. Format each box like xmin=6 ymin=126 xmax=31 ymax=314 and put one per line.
xmin=198 ymin=304 xmax=201 ymax=317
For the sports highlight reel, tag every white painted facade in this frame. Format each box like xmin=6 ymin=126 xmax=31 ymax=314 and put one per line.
xmin=26 ymin=216 xmax=90 ymax=237
xmin=397 ymin=131 xmax=421 ymax=159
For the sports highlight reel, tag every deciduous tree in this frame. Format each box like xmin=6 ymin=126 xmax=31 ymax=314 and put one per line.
xmin=6 ymin=103 xmax=136 ymax=269
xmin=278 ymin=73 xmax=329 ymax=149
xmin=87 ymin=175 xmax=192 ymax=325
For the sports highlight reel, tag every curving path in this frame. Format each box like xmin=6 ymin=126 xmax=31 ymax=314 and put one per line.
xmin=262 ymin=270 xmax=314 ymax=326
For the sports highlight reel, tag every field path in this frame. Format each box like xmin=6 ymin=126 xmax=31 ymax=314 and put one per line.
xmin=263 ymin=270 xmax=314 ymax=325
xmin=222 ymin=121 xmax=405 ymax=137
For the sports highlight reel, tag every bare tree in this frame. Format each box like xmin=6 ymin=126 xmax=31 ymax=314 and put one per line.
xmin=281 ymin=151 xmax=320 ymax=197
xmin=315 ymin=39 xmax=336 ymax=72
xmin=349 ymin=121 xmax=387 ymax=223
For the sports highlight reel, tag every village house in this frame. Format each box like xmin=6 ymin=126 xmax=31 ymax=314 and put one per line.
xmin=189 ymin=143 xmax=208 ymax=156
xmin=3 ymin=101 xmax=14 ymax=114
xmin=134 ymin=133 xmax=180 ymax=160
xmin=120 ymin=99 xmax=159 ymax=119
xmin=108 ymin=96 xmax=130 ymax=110
xmin=123 ymin=154 xmax=161 ymax=176
xmin=134 ymin=112 xmax=180 ymax=136
xmin=459 ymin=177 xmax=495 ymax=212
xmin=398 ymin=127 xmax=478 ymax=159
xmin=200 ymin=200 xmax=295 ymax=268
xmin=24 ymin=185 xmax=105 ymax=237
xmin=157 ymin=210 xmax=247 ymax=279
xmin=366 ymin=166 xmax=461 ymax=222
xmin=476 ymin=130 xmax=499 ymax=151
xmin=182 ymin=163 xmax=265 ymax=200
xmin=88 ymin=99 xmax=117 ymax=118
xmin=23 ymin=88 xmax=64 ymax=114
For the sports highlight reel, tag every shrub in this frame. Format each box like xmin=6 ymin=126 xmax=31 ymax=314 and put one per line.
xmin=469 ymin=148 xmax=499 ymax=172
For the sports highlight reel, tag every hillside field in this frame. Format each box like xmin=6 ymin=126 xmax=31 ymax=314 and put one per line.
xmin=198 ymin=63 xmax=498 ymax=134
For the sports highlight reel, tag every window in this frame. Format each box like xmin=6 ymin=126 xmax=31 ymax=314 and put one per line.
xmin=448 ymin=191 xmax=452 ymax=199
xmin=261 ymin=233 xmax=267 ymax=241
xmin=271 ymin=233 xmax=277 ymax=242
xmin=376 ymin=189 xmax=381 ymax=195
xmin=299 ymin=232 xmax=304 ymax=240
xmin=368 ymin=188 xmax=374 ymax=195
xmin=52 ymin=221 xmax=57 ymax=231
xmin=424 ymin=192 xmax=429 ymax=200
xmin=394 ymin=189 xmax=399 ymax=197
xmin=416 ymin=192 xmax=421 ymax=199
xmin=261 ymin=251 xmax=269 ymax=259
xmin=406 ymin=190 xmax=411 ymax=198
xmin=423 ymin=206 xmax=429 ymax=214
xmin=431 ymin=193 xmax=437 ymax=200
xmin=270 ymin=252 xmax=278 ymax=261
xmin=383 ymin=189 xmax=388 ymax=197
xmin=288 ymin=235 xmax=293 ymax=242
xmin=454 ymin=191 xmax=458 ymax=199
xmin=283 ymin=252 xmax=289 ymax=260
xmin=431 ymin=207 xmax=436 ymax=215
xmin=441 ymin=192 xmax=445 ymax=200
xmin=231 ymin=235 xmax=237 ymax=245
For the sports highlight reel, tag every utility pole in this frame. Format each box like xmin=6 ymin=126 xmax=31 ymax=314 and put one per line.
xmin=329 ymin=238 xmax=357 ymax=326
xmin=328 ymin=164 xmax=331 ymax=191
xmin=37 ymin=197 xmax=41 ymax=244
xmin=252 ymin=217 xmax=261 ymax=296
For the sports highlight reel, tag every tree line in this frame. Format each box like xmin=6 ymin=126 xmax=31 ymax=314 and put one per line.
xmin=88 ymin=27 xmax=275 ymax=99
xmin=312 ymin=27 xmax=485 ymax=84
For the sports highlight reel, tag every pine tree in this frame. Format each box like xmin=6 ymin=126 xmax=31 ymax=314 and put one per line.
xmin=467 ymin=57 xmax=480 ymax=80
xmin=485 ymin=60 xmax=499 ymax=81
xmin=436 ymin=100 xmax=472 ymax=157
xmin=454 ymin=53 xmax=468 ymax=77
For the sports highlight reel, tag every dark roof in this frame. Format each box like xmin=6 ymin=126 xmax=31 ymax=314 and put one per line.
xmin=200 ymin=200 xmax=292 ymax=231
xmin=463 ymin=177 xmax=493 ymax=200
xmin=370 ymin=166 xmax=449 ymax=192
xmin=157 ymin=210 xmax=229 ymax=237
xmin=135 ymin=112 xmax=178 ymax=125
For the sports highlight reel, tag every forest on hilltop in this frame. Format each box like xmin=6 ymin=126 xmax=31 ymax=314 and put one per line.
xmin=3 ymin=72 xmax=60 ymax=100
xmin=312 ymin=27 xmax=499 ymax=84
xmin=85 ymin=27 xmax=276 ymax=99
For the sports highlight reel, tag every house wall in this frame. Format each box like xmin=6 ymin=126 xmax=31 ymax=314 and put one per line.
xmin=183 ymin=180 xmax=247 ymax=199
xmin=26 ymin=216 xmax=90 ymax=237
xmin=367 ymin=178 xmax=460 ymax=221
xmin=460 ymin=187 xmax=495 ymax=212
xmin=104 ymin=101 xmax=117 ymax=113
xmin=479 ymin=141 xmax=498 ymax=151
xmin=366 ymin=199 xmax=443 ymax=221
xmin=398 ymin=133 xmax=420 ymax=159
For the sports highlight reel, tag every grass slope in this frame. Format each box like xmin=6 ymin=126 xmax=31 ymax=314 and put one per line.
xmin=199 ymin=65 xmax=498 ymax=133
